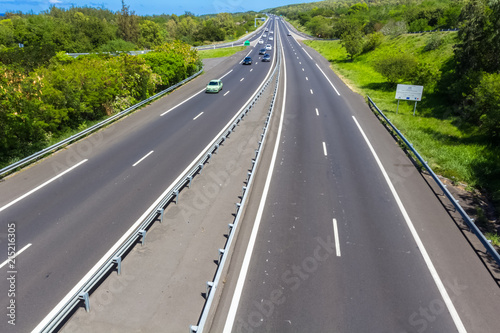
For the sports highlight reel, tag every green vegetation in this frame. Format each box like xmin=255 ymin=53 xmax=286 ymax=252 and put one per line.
xmin=0 ymin=41 xmax=201 ymax=168
xmin=271 ymin=0 xmax=462 ymax=38
xmin=198 ymin=46 xmax=246 ymax=59
xmin=485 ymin=232 xmax=500 ymax=247
xmin=0 ymin=2 xmax=266 ymax=169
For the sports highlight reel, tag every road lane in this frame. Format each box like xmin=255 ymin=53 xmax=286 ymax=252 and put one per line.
xmin=221 ymin=17 xmax=464 ymax=333
xmin=0 ymin=18 xmax=279 ymax=333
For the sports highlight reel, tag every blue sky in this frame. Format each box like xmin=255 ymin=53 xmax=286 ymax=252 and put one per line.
xmin=0 ymin=0 xmax=318 ymax=16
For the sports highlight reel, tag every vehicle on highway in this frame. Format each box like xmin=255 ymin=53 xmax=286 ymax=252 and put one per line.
xmin=206 ymin=79 xmax=223 ymax=93
xmin=262 ymin=54 xmax=271 ymax=62
xmin=270 ymin=31 xmax=274 ymax=34
xmin=265 ymin=44 xmax=272 ymax=50
xmin=243 ymin=56 xmax=252 ymax=65
xmin=263 ymin=34 xmax=267 ymax=38
xmin=269 ymin=36 xmax=273 ymax=40
xmin=287 ymin=31 xmax=291 ymax=36
xmin=258 ymin=39 xmax=264 ymax=44
xmin=265 ymin=28 xmax=269 ymax=32
xmin=259 ymin=48 xmax=267 ymax=55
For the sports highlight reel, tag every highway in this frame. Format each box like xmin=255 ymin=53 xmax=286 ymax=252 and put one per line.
xmin=0 ymin=19 xmax=277 ymax=333
xmin=210 ymin=16 xmax=500 ymax=333
xmin=1 ymin=13 xmax=500 ymax=333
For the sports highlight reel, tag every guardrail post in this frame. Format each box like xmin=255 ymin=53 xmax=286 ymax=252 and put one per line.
xmin=112 ymin=256 xmax=122 ymax=275
xmin=228 ymin=223 xmax=234 ymax=236
xmin=187 ymin=176 xmax=193 ymax=188
xmin=78 ymin=292 xmax=90 ymax=312
xmin=206 ymin=281 xmax=214 ymax=296
xmin=174 ymin=190 xmax=180 ymax=204
xmin=190 ymin=325 xmax=198 ymax=332
xmin=157 ymin=208 xmax=164 ymax=223
xmin=139 ymin=230 xmax=147 ymax=246
xmin=218 ymin=249 xmax=225 ymax=264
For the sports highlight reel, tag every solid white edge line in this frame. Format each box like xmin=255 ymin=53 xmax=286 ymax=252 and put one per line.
xmin=302 ymin=47 xmax=313 ymax=60
xmin=160 ymin=70 xmax=234 ymax=117
xmin=315 ymin=63 xmax=341 ymax=96
xmin=332 ymin=219 xmax=341 ymax=257
xmin=0 ymin=243 xmax=32 ymax=269
xmin=193 ymin=112 xmax=204 ymax=120
xmin=0 ymin=159 xmax=88 ymax=213
xmin=322 ymin=142 xmax=327 ymax=156
xmin=132 ymin=151 xmax=154 ymax=167
xmin=32 ymin=37 xmax=276 ymax=333
xmin=352 ymin=115 xmax=467 ymax=333
xmin=223 ymin=26 xmax=287 ymax=333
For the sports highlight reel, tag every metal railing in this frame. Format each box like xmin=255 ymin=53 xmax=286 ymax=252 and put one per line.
xmin=32 ymin=32 xmax=281 ymax=333
xmin=0 ymin=69 xmax=203 ymax=178
xmin=195 ymin=16 xmax=269 ymax=50
xmin=189 ymin=25 xmax=283 ymax=333
xmin=367 ymin=96 xmax=500 ymax=267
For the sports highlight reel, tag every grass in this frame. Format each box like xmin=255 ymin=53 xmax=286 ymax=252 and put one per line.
xmin=304 ymin=33 xmax=500 ymax=203
xmin=198 ymin=46 xmax=246 ymax=59
xmin=485 ymin=232 xmax=500 ymax=247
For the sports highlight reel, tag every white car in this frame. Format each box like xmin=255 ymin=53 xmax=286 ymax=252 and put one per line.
xmin=265 ymin=44 xmax=272 ymax=50
xmin=269 ymin=36 xmax=273 ymax=41
xmin=258 ymin=39 xmax=264 ymax=44
xmin=270 ymin=31 xmax=274 ymax=34
xmin=263 ymin=34 xmax=267 ymax=38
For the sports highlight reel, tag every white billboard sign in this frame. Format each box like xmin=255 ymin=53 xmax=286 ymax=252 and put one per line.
xmin=395 ymin=84 xmax=423 ymax=101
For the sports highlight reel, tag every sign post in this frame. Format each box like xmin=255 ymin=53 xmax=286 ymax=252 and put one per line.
xmin=395 ymin=84 xmax=423 ymax=116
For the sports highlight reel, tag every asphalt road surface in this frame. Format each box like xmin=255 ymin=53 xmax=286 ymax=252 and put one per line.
xmin=0 ymin=19 xmax=278 ymax=333
xmin=211 ymin=16 xmax=500 ymax=333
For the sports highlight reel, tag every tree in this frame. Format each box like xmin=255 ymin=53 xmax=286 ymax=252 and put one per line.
xmin=117 ymin=1 xmax=139 ymax=43
xmin=339 ymin=22 xmax=363 ymax=60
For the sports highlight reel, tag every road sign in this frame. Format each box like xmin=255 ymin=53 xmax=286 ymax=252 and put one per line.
xmin=244 ymin=40 xmax=250 ymax=46
xmin=395 ymin=84 xmax=424 ymax=116
xmin=395 ymin=84 xmax=423 ymax=101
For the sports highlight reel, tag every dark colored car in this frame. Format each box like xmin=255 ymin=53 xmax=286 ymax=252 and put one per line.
xmin=262 ymin=54 xmax=271 ymax=62
xmin=243 ymin=56 xmax=252 ymax=65
xmin=259 ymin=48 xmax=266 ymax=55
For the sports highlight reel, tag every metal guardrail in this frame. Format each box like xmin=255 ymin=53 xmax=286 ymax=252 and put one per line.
xmin=189 ymin=26 xmax=282 ymax=333
xmin=367 ymin=96 xmax=500 ymax=267
xmin=0 ymin=69 xmax=203 ymax=178
xmin=195 ymin=16 xmax=269 ymax=50
xmin=66 ymin=50 xmax=154 ymax=58
xmin=32 ymin=32 xmax=280 ymax=333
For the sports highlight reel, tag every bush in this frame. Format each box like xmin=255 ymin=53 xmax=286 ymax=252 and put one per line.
xmin=473 ymin=73 xmax=500 ymax=140
xmin=363 ymin=32 xmax=384 ymax=53
xmin=408 ymin=18 xmax=431 ymax=32
xmin=411 ymin=62 xmax=441 ymax=87
xmin=374 ymin=53 xmax=418 ymax=84
xmin=423 ymin=34 xmax=443 ymax=52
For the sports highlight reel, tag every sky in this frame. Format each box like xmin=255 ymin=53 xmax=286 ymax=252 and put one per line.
xmin=0 ymin=0 xmax=318 ymax=16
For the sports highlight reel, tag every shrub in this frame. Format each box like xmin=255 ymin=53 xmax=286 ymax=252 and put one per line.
xmin=363 ymin=32 xmax=384 ymax=53
xmin=423 ymin=34 xmax=443 ymax=52
xmin=373 ymin=53 xmax=418 ymax=84
xmin=473 ymin=73 xmax=500 ymax=140
xmin=411 ymin=62 xmax=441 ymax=87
